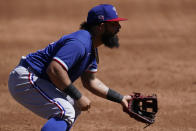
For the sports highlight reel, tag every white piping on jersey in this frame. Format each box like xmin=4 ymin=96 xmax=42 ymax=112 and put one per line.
xmin=53 ymin=57 xmax=69 ymax=71
xmin=87 ymin=68 xmax=97 ymax=73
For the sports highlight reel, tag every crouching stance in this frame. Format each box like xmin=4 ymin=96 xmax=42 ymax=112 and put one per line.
xmin=8 ymin=4 xmax=131 ymax=131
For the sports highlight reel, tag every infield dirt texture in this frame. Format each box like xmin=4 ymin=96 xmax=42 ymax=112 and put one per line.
xmin=0 ymin=0 xmax=196 ymax=131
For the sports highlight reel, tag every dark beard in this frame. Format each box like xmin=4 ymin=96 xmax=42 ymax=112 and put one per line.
xmin=102 ymin=34 xmax=119 ymax=48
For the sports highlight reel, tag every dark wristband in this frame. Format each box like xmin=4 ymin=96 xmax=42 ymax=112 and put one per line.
xmin=106 ymin=88 xmax=123 ymax=103
xmin=63 ymin=84 xmax=82 ymax=100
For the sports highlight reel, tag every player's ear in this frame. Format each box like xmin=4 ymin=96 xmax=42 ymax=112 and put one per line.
xmin=97 ymin=22 xmax=105 ymax=32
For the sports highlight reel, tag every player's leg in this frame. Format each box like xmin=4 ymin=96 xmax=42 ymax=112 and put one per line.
xmin=41 ymin=117 xmax=68 ymax=131
xmin=32 ymin=77 xmax=81 ymax=130
xmin=8 ymin=60 xmax=81 ymax=130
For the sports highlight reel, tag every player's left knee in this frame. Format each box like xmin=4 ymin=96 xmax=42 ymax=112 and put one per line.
xmin=41 ymin=117 xmax=68 ymax=131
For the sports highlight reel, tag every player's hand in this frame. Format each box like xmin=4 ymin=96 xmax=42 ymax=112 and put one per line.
xmin=77 ymin=95 xmax=91 ymax=111
xmin=121 ymin=95 xmax=132 ymax=108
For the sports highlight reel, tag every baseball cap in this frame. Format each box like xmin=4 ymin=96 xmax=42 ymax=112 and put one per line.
xmin=87 ymin=4 xmax=128 ymax=24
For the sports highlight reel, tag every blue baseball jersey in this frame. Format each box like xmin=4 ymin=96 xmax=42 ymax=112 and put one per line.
xmin=25 ymin=30 xmax=98 ymax=82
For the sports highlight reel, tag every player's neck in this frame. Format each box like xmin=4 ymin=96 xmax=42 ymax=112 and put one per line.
xmin=92 ymin=36 xmax=103 ymax=49
xmin=90 ymin=25 xmax=104 ymax=48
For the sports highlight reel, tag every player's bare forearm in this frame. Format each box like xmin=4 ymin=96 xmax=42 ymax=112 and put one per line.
xmin=81 ymin=72 xmax=132 ymax=108
xmin=47 ymin=60 xmax=91 ymax=111
xmin=81 ymin=72 xmax=109 ymax=98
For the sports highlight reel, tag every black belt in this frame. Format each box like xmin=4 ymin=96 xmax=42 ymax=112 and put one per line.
xmin=19 ymin=58 xmax=29 ymax=68
xmin=19 ymin=58 xmax=40 ymax=76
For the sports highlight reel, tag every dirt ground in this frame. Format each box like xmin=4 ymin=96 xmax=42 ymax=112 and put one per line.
xmin=0 ymin=0 xmax=196 ymax=130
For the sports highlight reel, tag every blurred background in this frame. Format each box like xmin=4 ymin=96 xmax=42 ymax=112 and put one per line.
xmin=0 ymin=0 xmax=196 ymax=130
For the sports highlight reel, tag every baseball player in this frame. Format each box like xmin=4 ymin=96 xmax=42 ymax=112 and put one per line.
xmin=8 ymin=4 xmax=132 ymax=131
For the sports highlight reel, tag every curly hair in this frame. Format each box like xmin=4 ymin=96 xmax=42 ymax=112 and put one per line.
xmin=80 ymin=21 xmax=102 ymax=32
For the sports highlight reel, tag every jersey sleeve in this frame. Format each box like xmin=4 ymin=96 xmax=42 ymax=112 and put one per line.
xmin=53 ymin=40 xmax=85 ymax=71
xmin=86 ymin=57 xmax=98 ymax=73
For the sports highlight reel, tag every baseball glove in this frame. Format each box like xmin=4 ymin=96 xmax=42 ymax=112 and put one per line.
xmin=124 ymin=93 xmax=158 ymax=124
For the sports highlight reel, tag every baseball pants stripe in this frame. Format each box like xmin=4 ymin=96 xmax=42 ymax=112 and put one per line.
xmin=28 ymin=72 xmax=65 ymax=119
xmin=8 ymin=63 xmax=79 ymax=126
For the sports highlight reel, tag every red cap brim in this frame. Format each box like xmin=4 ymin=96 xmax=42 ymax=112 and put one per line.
xmin=106 ymin=17 xmax=128 ymax=22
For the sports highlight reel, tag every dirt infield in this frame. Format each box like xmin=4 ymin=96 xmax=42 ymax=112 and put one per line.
xmin=0 ymin=0 xmax=196 ymax=130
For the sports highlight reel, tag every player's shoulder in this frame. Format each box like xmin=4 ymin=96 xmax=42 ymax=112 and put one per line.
xmin=70 ymin=30 xmax=92 ymax=50
xmin=72 ymin=30 xmax=92 ymax=44
xmin=60 ymin=30 xmax=90 ymax=45
xmin=57 ymin=30 xmax=92 ymax=53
